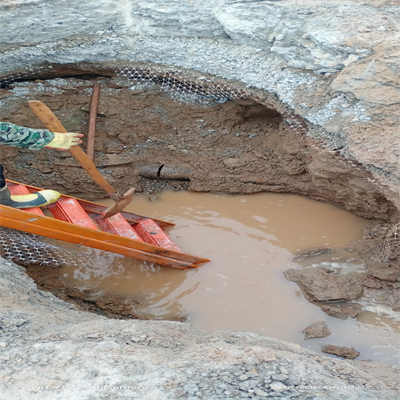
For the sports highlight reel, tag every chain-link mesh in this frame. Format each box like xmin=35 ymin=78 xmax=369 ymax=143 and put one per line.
xmin=116 ymin=66 xmax=248 ymax=105
xmin=0 ymin=227 xmax=79 ymax=267
xmin=0 ymin=71 xmax=32 ymax=89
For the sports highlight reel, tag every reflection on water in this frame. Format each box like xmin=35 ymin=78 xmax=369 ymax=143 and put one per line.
xmin=59 ymin=192 xmax=400 ymax=363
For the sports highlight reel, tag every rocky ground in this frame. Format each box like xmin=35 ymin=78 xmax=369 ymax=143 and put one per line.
xmin=1 ymin=257 xmax=400 ymax=400
xmin=1 ymin=0 xmax=400 ymax=398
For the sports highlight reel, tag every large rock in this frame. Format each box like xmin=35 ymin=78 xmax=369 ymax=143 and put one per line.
xmin=214 ymin=0 xmax=382 ymax=72
xmin=303 ymin=321 xmax=331 ymax=339
xmin=322 ymin=345 xmax=361 ymax=360
xmin=119 ymin=0 xmax=228 ymax=38
xmin=284 ymin=267 xmax=366 ymax=302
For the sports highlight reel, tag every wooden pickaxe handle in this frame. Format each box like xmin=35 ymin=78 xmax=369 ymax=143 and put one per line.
xmin=28 ymin=100 xmax=116 ymax=197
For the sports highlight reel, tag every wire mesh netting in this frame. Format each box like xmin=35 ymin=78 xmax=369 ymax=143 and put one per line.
xmin=1 ymin=64 xmax=251 ymax=104
xmin=116 ymin=66 xmax=248 ymax=105
xmin=0 ymin=227 xmax=80 ymax=267
xmin=0 ymin=72 xmax=26 ymax=89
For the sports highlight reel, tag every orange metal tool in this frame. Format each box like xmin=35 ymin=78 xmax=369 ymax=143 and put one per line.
xmin=0 ymin=202 xmax=209 ymax=269
xmin=1 ymin=179 xmax=210 ymax=269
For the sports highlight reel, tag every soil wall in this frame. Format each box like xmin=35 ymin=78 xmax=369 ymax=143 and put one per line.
xmin=0 ymin=74 xmax=395 ymax=221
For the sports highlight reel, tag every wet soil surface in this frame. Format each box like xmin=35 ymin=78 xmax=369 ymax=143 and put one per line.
xmin=25 ymin=264 xmax=140 ymax=319
xmin=20 ymin=192 xmax=400 ymax=362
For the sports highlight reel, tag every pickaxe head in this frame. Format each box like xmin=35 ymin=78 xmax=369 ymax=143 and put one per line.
xmin=102 ymin=187 xmax=135 ymax=218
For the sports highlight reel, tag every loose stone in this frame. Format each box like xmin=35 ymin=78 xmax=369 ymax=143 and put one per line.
xmin=303 ymin=321 xmax=331 ymax=339
xmin=321 ymin=344 xmax=360 ymax=359
xmin=270 ymin=381 xmax=288 ymax=392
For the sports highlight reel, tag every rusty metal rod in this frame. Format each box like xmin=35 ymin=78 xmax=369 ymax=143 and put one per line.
xmin=87 ymin=83 xmax=100 ymax=160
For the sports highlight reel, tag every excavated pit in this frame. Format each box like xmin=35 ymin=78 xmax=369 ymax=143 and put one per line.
xmin=0 ymin=67 xmax=399 ymax=330
xmin=0 ymin=72 xmax=396 ymax=218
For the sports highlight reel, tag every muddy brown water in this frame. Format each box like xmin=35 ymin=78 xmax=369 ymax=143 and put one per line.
xmin=58 ymin=192 xmax=400 ymax=363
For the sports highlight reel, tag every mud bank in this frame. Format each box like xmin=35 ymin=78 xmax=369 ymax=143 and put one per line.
xmin=1 ymin=73 xmax=399 ymax=322
xmin=0 ymin=75 xmax=395 ymax=222
xmin=2 ymin=74 xmax=398 ymax=322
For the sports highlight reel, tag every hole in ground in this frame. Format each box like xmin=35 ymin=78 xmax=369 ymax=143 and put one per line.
xmin=1 ymin=69 xmax=399 ymax=363
xmin=1 ymin=73 xmax=395 ymax=220
xmin=22 ymin=191 xmax=400 ymax=364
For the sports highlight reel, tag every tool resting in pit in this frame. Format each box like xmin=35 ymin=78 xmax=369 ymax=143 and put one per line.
xmin=0 ymin=122 xmax=82 ymax=208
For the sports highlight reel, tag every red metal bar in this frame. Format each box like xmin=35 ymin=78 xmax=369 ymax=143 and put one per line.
xmin=96 ymin=213 xmax=144 ymax=241
xmin=135 ymin=218 xmax=181 ymax=252
xmin=48 ymin=198 xmax=100 ymax=230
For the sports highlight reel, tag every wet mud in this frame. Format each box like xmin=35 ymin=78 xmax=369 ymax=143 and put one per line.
xmin=0 ymin=75 xmax=396 ymax=220
xmin=17 ymin=192 xmax=400 ymax=362
xmin=1 ymin=74 xmax=400 ymax=361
